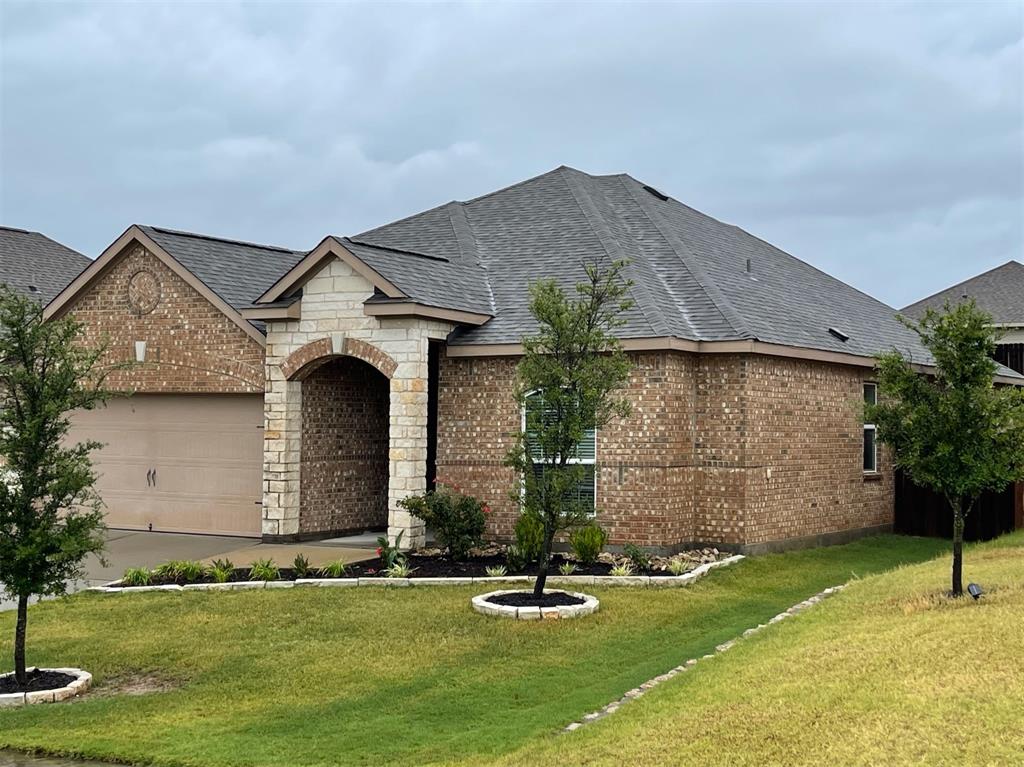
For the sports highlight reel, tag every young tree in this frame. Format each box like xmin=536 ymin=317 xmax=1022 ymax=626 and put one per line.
xmin=505 ymin=260 xmax=634 ymax=597
xmin=869 ymin=300 xmax=1024 ymax=597
xmin=0 ymin=287 xmax=113 ymax=688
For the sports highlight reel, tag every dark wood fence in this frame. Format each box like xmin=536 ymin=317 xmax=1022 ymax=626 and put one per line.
xmin=894 ymin=470 xmax=1022 ymax=541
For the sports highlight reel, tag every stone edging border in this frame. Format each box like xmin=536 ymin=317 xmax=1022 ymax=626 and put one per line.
xmin=562 ymin=584 xmax=848 ymax=732
xmin=90 ymin=555 xmax=745 ymax=593
xmin=0 ymin=668 xmax=92 ymax=708
xmin=472 ymin=589 xmax=599 ymax=620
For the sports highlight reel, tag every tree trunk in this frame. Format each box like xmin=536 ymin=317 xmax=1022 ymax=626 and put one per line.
xmin=951 ymin=509 xmax=965 ymax=598
xmin=534 ymin=530 xmax=554 ymax=598
xmin=14 ymin=593 xmax=28 ymax=688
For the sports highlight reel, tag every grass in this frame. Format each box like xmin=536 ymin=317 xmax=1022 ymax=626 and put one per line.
xmin=0 ymin=535 xmax=947 ymax=766
xmin=496 ymin=530 xmax=1024 ymax=767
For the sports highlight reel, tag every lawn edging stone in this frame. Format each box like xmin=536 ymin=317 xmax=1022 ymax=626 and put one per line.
xmin=0 ymin=668 xmax=92 ymax=708
xmin=472 ymin=589 xmax=600 ymax=620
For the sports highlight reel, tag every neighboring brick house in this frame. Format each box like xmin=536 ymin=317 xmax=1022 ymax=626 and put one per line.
xmin=244 ymin=166 xmax=1023 ymax=552
xmin=903 ymin=260 xmax=1024 ymax=375
xmin=0 ymin=225 xmax=90 ymax=302
xmin=45 ymin=225 xmax=304 ymax=536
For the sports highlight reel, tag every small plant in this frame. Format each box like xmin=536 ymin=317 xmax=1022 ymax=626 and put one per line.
xmin=249 ymin=558 xmax=280 ymax=581
xmin=569 ymin=524 xmax=608 ymax=565
xmin=667 ymin=559 xmax=690 ymax=576
xmin=622 ymin=543 xmax=652 ymax=572
xmin=485 ymin=565 xmax=507 ymax=577
xmin=208 ymin=558 xmax=234 ymax=583
xmin=558 ymin=562 xmax=577 ymax=576
xmin=610 ymin=562 xmax=635 ymax=577
xmin=292 ymin=553 xmax=312 ymax=579
xmin=376 ymin=531 xmax=406 ymax=569
xmin=153 ymin=559 xmax=206 ymax=582
xmin=514 ymin=512 xmax=545 ymax=564
xmin=121 ymin=567 xmax=151 ymax=587
xmin=505 ymin=544 xmax=529 ymax=573
xmin=398 ymin=481 xmax=490 ymax=560
xmin=319 ymin=559 xmax=348 ymax=578
xmin=385 ymin=560 xmax=415 ymax=578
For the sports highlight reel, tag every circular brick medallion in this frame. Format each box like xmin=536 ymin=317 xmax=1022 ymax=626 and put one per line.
xmin=472 ymin=589 xmax=599 ymax=620
xmin=0 ymin=667 xmax=92 ymax=707
xmin=127 ymin=269 xmax=161 ymax=314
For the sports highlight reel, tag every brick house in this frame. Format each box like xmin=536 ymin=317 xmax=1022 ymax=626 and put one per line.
xmin=41 ymin=167 xmax=1022 ymax=552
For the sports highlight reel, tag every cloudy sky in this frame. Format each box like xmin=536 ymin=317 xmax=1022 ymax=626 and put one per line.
xmin=1 ymin=1 xmax=1020 ymax=308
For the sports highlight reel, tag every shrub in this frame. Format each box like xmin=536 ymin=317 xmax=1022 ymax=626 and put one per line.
xmin=153 ymin=560 xmax=206 ymax=583
xmin=398 ymin=483 xmax=489 ymax=560
xmin=376 ymin=531 xmax=406 ymax=569
xmin=623 ymin=543 xmax=651 ymax=572
xmin=385 ymin=561 xmax=415 ymax=578
xmin=667 ymin=559 xmax=689 ymax=576
xmin=610 ymin=562 xmax=635 ymax=577
xmin=209 ymin=558 xmax=234 ymax=583
xmin=485 ymin=565 xmax=507 ymax=577
xmin=292 ymin=554 xmax=312 ymax=579
xmin=514 ymin=512 xmax=545 ymax=564
xmin=569 ymin=524 xmax=608 ymax=565
xmin=558 ymin=562 xmax=577 ymax=576
xmin=249 ymin=558 xmax=279 ymax=581
xmin=121 ymin=568 xmax=151 ymax=587
xmin=319 ymin=559 xmax=348 ymax=578
xmin=506 ymin=544 xmax=529 ymax=573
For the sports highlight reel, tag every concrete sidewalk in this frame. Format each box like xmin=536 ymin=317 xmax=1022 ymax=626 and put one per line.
xmin=1 ymin=529 xmax=379 ymax=612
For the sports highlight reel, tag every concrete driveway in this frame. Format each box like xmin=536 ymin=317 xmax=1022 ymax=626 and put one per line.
xmin=1 ymin=529 xmax=377 ymax=612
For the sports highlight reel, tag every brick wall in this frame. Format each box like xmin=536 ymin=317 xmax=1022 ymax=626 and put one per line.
xmin=66 ymin=243 xmax=264 ymax=393
xmin=299 ymin=356 xmax=390 ymax=535
xmin=437 ymin=349 xmax=893 ymax=551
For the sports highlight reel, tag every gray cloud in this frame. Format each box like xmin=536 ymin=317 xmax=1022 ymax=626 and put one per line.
xmin=1 ymin=0 xmax=1020 ymax=308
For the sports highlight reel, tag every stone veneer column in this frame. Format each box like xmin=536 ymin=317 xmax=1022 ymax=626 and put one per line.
xmin=387 ymin=337 xmax=429 ymax=549
xmin=262 ymin=367 xmax=303 ymax=538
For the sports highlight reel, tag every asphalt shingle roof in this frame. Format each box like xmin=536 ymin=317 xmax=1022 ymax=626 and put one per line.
xmin=350 ymin=166 xmax=985 ymax=372
xmin=140 ymin=226 xmax=307 ymax=314
xmin=902 ymin=261 xmax=1024 ymax=325
xmin=0 ymin=226 xmax=91 ymax=304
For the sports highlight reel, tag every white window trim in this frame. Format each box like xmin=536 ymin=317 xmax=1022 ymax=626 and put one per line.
xmin=521 ymin=391 xmax=598 ymax=512
xmin=863 ymin=382 xmax=878 ymax=474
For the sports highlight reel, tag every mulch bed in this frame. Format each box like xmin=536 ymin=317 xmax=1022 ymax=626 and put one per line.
xmin=485 ymin=591 xmax=586 ymax=608
xmin=0 ymin=669 xmax=76 ymax=694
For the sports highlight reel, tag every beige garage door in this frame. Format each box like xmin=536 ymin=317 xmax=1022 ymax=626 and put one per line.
xmin=69 ymin=394 xmax=264 ymax=537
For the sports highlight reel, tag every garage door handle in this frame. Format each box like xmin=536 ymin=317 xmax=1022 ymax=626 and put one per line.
xmin=146 ymin=469 xmax=152 ymax=487
xmin=152 ymin=468 xmax=157 ymax=488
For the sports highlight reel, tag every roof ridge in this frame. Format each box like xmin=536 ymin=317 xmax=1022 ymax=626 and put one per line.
xmin=902 ymin=258 xmax=1024 ymax=312
xmin=344 ymin=238 xmax=451 ymax=263
xmin=143 ymin=225 xmax=299 ymax=255
xmin=559 ymin=168 xmax=671 ymax=338
xmin=623 ymin=178 xmax=752 ymax=339
xmin=0 ymin=225 xmax=36 ymax=235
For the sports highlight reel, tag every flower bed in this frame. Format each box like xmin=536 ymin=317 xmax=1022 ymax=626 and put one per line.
xmin=0 ymin=667 xmax=92 ymax=707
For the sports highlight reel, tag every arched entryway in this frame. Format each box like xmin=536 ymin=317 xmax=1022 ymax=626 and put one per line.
xmin=299 ymin=356 xmax=390 ymax=536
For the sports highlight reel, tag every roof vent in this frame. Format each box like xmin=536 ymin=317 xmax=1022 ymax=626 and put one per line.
xmin=828 ymin=327 xmax=850 ymax=343
xmin=27 ymin=285 xmax=38 ymax=294
xmin=642 ymin=185 xmax=669 ymax=202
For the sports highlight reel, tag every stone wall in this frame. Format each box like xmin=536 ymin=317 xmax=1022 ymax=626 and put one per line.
xmin=436 ymin=349 xmax=893 ymax=552
xmin=299 ymin=356 xmax=390 ymax=536
xmin=66 ymin=243 xmax=264 ymax=393
xmin=261 ymin=255 xmax=454 ymax=544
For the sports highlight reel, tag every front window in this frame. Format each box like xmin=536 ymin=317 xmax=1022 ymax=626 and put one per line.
xmin=863 ymin=382 xmax=878 ymax=473
xmin=524 ymin=392 xmax=596 ymax=511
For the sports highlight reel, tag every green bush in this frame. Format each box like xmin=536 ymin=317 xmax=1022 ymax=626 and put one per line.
xmin=292 ymin=554 xmax=312 ymax=579
xmin=319 ymin=559 xmax=348 ymax=578
xmin=569 ymin=524 xmax=608 ymax=564
xmin=398 ymin=483 xmax=489 ymax=560
xmin=623 ymin=543 xmax=652 ymax=572
xmin=153 ymin=560 xmax=206 ymax=583
xmin=209 ymin=558 xmax=234 ymax=583
xmin=514 ymin=512 xmax=545 ymax=563
xmin=505 ymin=544 xmax=529 ymax=573
xmin=121 ymin=567 xmax=151 ymax=587
xmin=249 ymin=558 xmax=279 ymax=581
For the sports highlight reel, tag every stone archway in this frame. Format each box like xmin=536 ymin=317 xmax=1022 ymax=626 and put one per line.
xmin=299 ymin=356 xmax=390 ymax=537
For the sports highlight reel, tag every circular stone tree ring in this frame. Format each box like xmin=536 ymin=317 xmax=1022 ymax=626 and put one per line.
xmin=472 ymin=589 xmax=599 ymax=620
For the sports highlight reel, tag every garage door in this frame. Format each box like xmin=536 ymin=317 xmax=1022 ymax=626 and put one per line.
xmin=69 ymin=394 xmax=264 ymax=537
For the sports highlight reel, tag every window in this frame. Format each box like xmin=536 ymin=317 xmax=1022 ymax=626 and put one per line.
xmin=863 ymin=383 xmax=878 ymax=473
xmin=523 ymin=392 xmax=596 ymax=511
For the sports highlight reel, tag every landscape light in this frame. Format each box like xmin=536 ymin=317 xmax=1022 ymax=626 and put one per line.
xmin=967 ymin=583 xmax=983 ymax=600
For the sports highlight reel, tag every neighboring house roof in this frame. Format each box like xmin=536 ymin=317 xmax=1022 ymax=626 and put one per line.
xmin=902 ymin=260 xmax=1024 ymax=325
xmin=0 ymin=225 xmax=91 ymax=303
xmin=337 ymin=166 xmax=953 ymax=366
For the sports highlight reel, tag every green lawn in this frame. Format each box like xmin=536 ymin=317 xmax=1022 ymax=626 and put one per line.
xmin=0 ymin=535 xmax=948 ymax=766
xmin=496 ymin=530 xmax=1024 ymax=767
